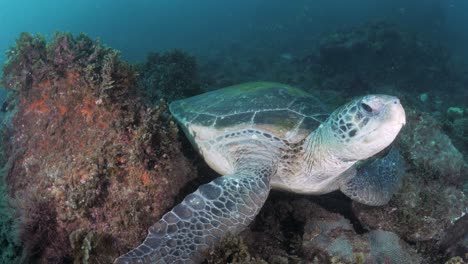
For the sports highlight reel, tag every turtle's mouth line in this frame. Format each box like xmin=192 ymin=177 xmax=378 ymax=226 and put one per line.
xmin=352 ymin=127 xmax=377 ymax=143
xmin=359 ymin=123 xmax=401 ymax=143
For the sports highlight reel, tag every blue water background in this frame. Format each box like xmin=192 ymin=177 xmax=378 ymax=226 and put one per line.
xmin=1 ymin=0 xmax=467 ymax=66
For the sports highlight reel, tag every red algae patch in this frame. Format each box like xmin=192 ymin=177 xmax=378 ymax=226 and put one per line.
xmin=2 ymin=32 xmax=196 ymax=262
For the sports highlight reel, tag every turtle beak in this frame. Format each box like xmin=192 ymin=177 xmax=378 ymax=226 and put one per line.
xmin=388 ymin=98 xmax=406 ymax=127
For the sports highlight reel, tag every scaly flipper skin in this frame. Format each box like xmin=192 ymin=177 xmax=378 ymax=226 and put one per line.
xmin=340 ymin=147 xmax=405 ymax=206
xmin=115 ymin=83 xmax=407 ymax=263
xmin=114 ymin=164 xmax=272 ymax=264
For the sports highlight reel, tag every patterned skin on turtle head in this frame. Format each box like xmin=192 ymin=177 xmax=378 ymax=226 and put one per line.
xmin=328 ymin=95 xmax=406 ymax=161
xmin=114 ymin=83 xmax=407 ymax=264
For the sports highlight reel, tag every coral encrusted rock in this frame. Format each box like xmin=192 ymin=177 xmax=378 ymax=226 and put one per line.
xmin=352 ymin=110 xmax=467 ymax=255
xmin=1 ymin=32 xmax=196 ymax=263
xmin=293 ymin=199 xmax=422 ymax=264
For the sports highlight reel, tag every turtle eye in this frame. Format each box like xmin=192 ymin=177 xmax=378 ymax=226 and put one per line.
xmin=361 ymin=103 xmax=373 ymax=113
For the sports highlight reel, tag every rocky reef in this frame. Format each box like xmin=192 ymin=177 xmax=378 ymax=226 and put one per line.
xmin=0 ymin=86 xmax=21 ymax=263
xmin=351 ymin=109 xmax=467 ymax=262
xmin=200 ymin=21 xmax=468 ymax=110
xmin=1 ymin=32 xmax=196 ymax=263
xmin=197 ymin=21 xmax=468 ymax=264
xmin=1 ymin=22 xmax=467 ymax=264
xmin=137 ymin=50 xmax=200 ymax=103
xmin=313 ymin=22 xmax=458 ymax=95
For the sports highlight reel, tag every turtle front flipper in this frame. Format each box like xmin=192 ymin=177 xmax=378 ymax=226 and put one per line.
xmin=114 ymin=166 xmax=272 ymax=264
xmin=340 ymin=147 xmax=405 ymax=206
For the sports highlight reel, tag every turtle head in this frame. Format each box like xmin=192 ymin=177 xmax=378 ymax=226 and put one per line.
xmin=327 ymin=95 xmax=406 ymax=161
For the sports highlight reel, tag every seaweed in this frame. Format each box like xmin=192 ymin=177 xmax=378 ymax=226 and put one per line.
xmin=1 ymin=32 xmax=196 ymax=262
xmin=2 ymin=32 xmax=47 ymax=92
xmin=206 ymin=236 xmax=266 ymax=264
xmin=15 ymin=190 xmax=71 ymax=263
xmin=69 ymin=229 xmax=118 ymax=264
xmin=2 ymin=32 xmax=137 ymax=104
xmin=0 ymin=90 xmax=21 ymax=263
xmin=313 ymin=21 xmax=457 ymax=97
xmin=0 ymin=171 xmax=22 ymax=264
xmin=137 ymin=49 xmax=200 ymax=103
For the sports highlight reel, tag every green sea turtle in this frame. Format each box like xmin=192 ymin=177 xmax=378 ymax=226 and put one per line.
xmin=115 ymin=82 xmax=406 ymax=263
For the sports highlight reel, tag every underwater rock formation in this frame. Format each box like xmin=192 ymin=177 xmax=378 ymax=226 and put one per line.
xmin=137 ymin=50 xmax=200 ymax=103
xmin=0 ymin=87 xmax=22 ymax=263
xmin=444 ymin=108 xmax=468 ymax=158
xmin=199 ymin=21 xmax=468 ymax=114
xmin=209 ymin=194 xmax=425 ymax=264
xmin=400 ymin=110 xmax=466 ymax=185
xmin=1 ymin=32 xmax=196 ymax=263
xmin=353 ymin=174 xmax=467 ymax=242
xmin=314 ymin=22 xmax=458 ymax=97
xmin=352 ymin=110 xmax=467 ymax=259
xmin=295 ymin=199 xmax=422 ymax=264
xmin=1 ymin=28 xmax=466 ymax=264
xmin=438 ymin=214 xmax=468 ymax=260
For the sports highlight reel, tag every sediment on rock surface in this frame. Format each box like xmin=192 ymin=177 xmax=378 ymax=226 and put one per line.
xmin=1 ymin=32 xmax=196 ymax=262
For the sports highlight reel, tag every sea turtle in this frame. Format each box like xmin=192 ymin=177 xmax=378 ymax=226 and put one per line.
xmin=115 ymin=82 xmax=406 ymax=263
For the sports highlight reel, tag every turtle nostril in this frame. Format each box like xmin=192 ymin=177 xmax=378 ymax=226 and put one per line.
xmin=393 ymin=99 xmax=400 ymax=105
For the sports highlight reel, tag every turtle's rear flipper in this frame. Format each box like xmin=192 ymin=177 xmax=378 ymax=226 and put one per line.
xmin=114 ymin=167 xmax=271 ymax=264
xmin=340 ymin=147 xmax=405 ymax=206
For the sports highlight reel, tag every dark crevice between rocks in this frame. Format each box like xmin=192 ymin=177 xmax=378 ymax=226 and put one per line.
xmin=437 ymin=214 xmax=468 ymax=258
xmin=280 ymin=211 xmax=304 ymax=256
xmin=246 ymin=192 xmax=305 ymax=261
xmin=306 ymin=191 xmax=367 ymax=234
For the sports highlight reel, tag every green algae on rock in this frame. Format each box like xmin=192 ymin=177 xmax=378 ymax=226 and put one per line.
xmin=352 ymin=109 xmax=467 ymax=262
xmin=137 ymin=49 xmax=200 ymax=104
xmin=0 ymin=90 xmax=22 ymax=264
xmin=1 ymin=32 xmax=196 ymax=263
xmin=294 ymin=199 xmax=422 ymax=264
